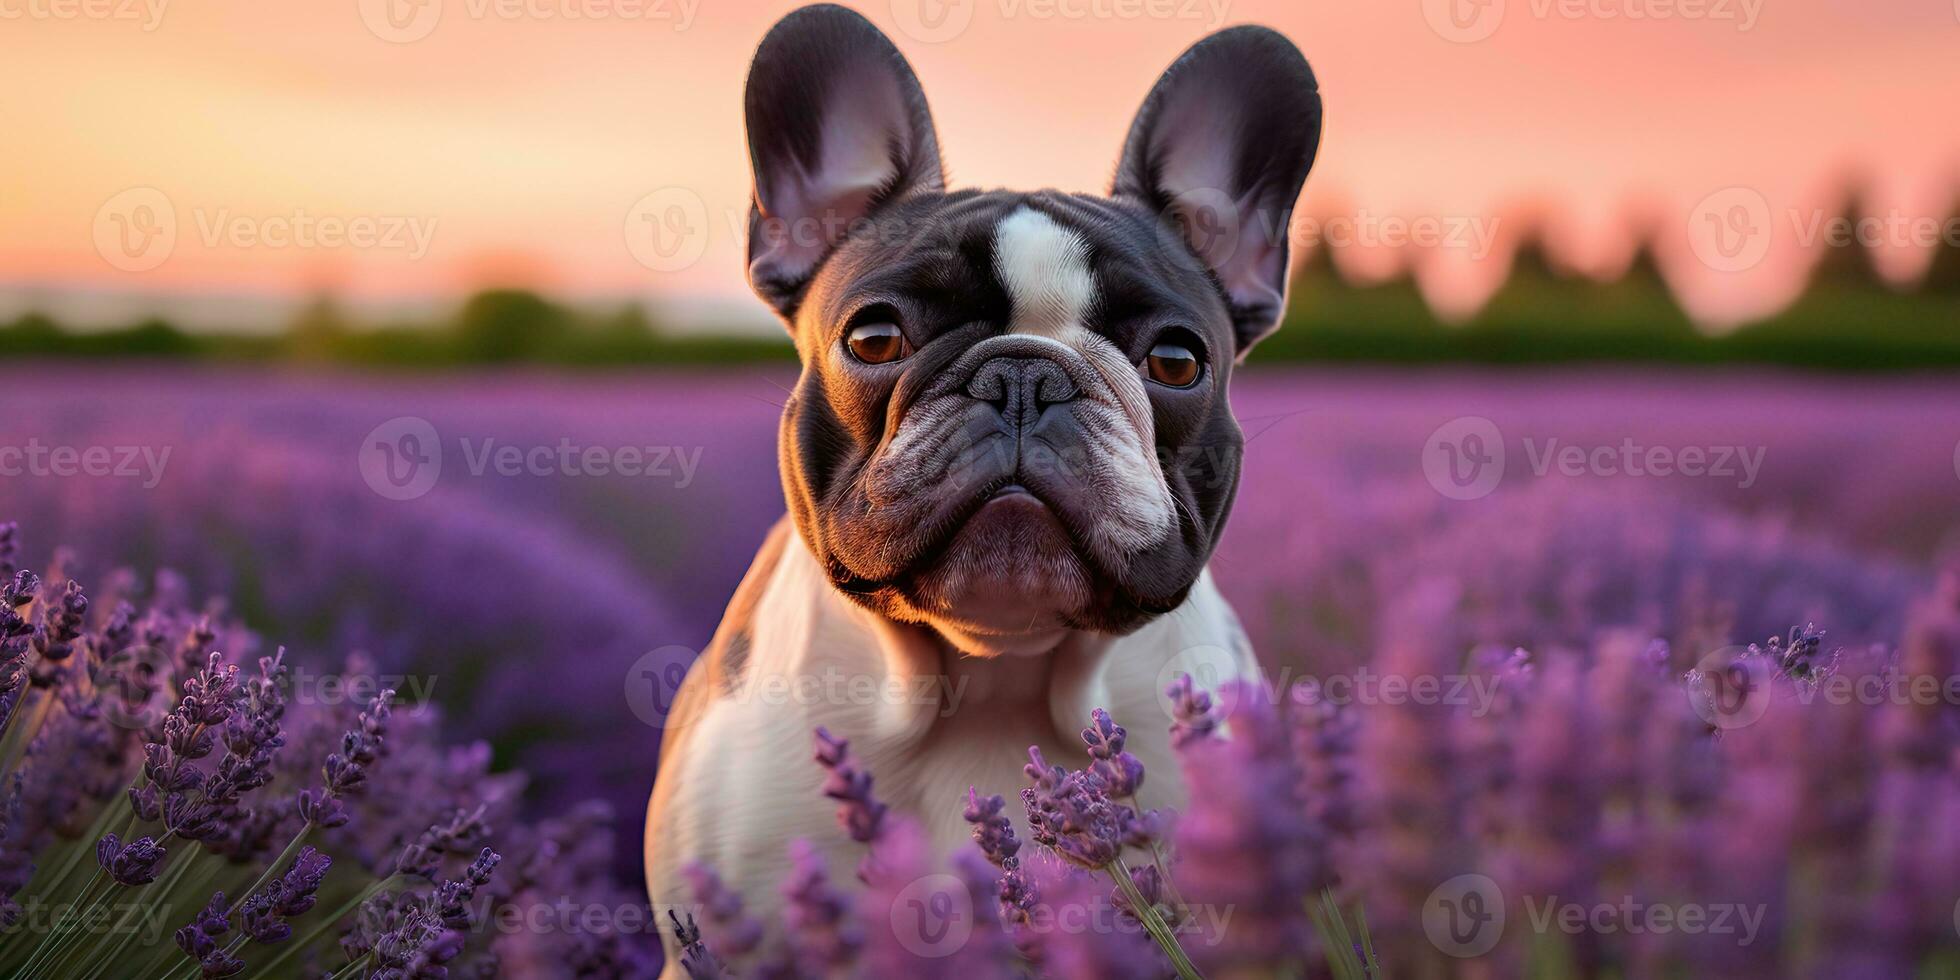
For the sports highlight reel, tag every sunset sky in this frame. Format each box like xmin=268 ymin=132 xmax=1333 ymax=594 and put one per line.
xmin=2 ymin=0 xmax=1956 ymax=333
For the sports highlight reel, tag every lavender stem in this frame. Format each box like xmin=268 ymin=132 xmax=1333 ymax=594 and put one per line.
xmin=1111 ymin=855 xmax=1203 ymax=980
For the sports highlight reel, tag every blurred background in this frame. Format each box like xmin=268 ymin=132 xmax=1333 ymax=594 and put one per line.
xmin=3 ymin=0 xmax=1958 ymax=882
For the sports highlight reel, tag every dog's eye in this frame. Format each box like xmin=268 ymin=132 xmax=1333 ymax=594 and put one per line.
xmin=1145 ymin=342 xmax=1201 ymax=387
xmin=846 ymin=322 xmax=910 ymax=365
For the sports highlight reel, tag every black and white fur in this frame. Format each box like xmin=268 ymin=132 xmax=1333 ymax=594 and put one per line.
xmin=646 ymin=3 xmax=1320 ymax=965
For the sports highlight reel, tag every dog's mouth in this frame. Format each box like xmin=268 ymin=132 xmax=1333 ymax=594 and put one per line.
xmin=895 ymin=475 xmax=1097 ymax=632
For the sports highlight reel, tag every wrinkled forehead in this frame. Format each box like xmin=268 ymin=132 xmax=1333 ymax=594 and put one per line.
xmin=807 ymin=191 xmax=1229 ymax=350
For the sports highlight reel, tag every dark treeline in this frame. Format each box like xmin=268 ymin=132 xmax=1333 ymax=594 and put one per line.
xmin=5 ymin=203 xmax=1957 ymax=370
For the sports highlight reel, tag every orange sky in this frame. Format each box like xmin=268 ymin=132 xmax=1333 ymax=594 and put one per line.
xmin=2 ymin=0 xmax=1956 ymax=332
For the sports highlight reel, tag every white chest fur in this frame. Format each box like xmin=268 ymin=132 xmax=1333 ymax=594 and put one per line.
xmin=643 ymin=526 xmax=1259 ymax=957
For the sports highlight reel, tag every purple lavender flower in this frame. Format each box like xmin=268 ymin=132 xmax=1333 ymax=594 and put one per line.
xmin=812 ymin=726 xmax=888 ymax=846
xmin=18 ymin=577 xmax=88 ymax=689
xmin=1083 ymin=708 xmax=1146 ymax=798
xmin=1021 ymin=756 xmax=1124 ymax=871
xmin=297 ymin=687 xmax=394 ymax=829
xmin=682 ymin=861 xmax=764 ymax=962
xmin=96 ymin=832 xmax=167 ymax=886
xmin=780 ymin=838 xmax=862 ymax=971
xmin=237 ymin=846 xmax=332 ymax=943
xmin=173 ymin=891 xmax=244 ymax=978
xmin=963 ymin=788 xmax=1022 ymax=867
xmin=1174 ymin=678 xmax=1323 ymax=973
xmin=668 ymin=908 xmax=722 ymax=980
xmin=1027 ymin=863 xmax=1166 ymax=978
xmin=963 ymin=788 xmax=1038 ymax=928
xmin=430 ymin=847 xmax=499 ymax=930
xmin=1164 ymin=673 xmax=1216 ymax=747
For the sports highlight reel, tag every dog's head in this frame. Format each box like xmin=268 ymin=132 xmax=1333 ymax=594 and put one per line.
xmin=744 ymin=5 xmax=1320 ymax=655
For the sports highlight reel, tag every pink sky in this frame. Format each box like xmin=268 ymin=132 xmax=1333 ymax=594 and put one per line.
xmin=2 ymin=0 xmax=1956 ymax=332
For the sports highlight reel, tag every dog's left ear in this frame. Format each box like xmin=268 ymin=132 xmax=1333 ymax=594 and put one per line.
xmin=1113 ymin=26 xmax=1321 ymax=357
xmin=743 ymin=4 xmax=945 ymax=322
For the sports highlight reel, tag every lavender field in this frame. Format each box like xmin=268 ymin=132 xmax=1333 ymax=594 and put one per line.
xmin=4 ymin=365 xmax=1960 ymax=975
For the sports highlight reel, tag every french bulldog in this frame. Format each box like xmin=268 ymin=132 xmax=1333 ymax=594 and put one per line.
xmin=645 ymin=2 xmax=1320 ymax=965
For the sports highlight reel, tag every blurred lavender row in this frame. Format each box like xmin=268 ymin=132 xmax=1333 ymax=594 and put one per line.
xmin=3 ymin=364 xmax=1956 ymax=890
xmin=679 ymin=578 xmax=1960 ymax=978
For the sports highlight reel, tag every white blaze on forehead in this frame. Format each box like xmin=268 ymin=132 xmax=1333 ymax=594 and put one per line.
xmin=993 ymin=207 xmax=1096 ymax=341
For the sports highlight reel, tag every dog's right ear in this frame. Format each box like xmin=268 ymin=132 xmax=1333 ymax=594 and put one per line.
xmin=744 ymin=5 xmax=944 ymax=321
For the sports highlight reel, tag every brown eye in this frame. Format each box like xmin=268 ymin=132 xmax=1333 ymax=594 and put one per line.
xmin=846 ymin=322 xmax=909 ymax=364
xmin=1145 ymin=343 xmax=1201 ymax=387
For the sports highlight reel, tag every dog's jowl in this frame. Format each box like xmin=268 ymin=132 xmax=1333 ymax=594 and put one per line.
xmin=645 ymin=5 xmax=1321 ymax=964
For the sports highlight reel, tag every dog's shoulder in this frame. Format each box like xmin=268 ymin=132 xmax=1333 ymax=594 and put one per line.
xmin=655 ymin=515 xmax=792 ymax=773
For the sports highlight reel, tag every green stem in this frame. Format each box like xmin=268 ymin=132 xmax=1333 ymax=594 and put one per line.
xmin=225 ymin=825 xmax=311 ymax=919
xmin=77 ymin=851 xmax=218 ymax=980
xmin=1111 ymin=855 xmax=1203 ymax=980
xmin=324 ymin=950 xmax=374 ymax=980
xmin=16 ymin=870 xmax=107 ymax=977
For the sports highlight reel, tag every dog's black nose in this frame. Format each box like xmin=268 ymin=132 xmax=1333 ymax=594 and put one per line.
xmin=967 ymin=356 xmax=1079 ymax=425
